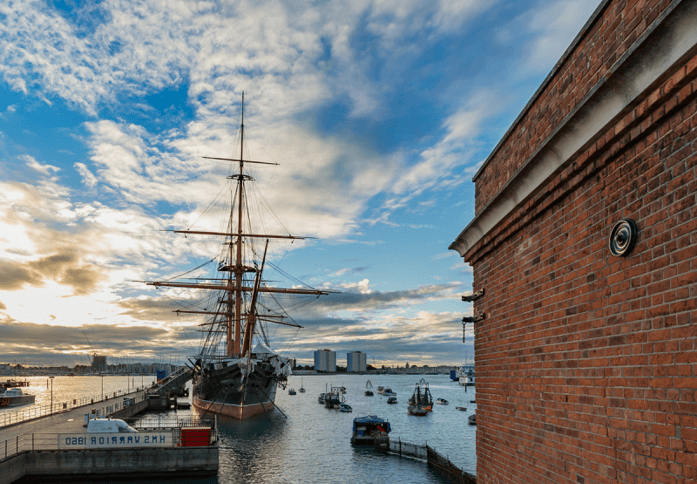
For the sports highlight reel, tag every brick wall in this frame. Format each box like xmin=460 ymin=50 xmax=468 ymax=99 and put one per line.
xmin=474 ymin=0 xmax=674 ymax=213
xmin=463 ymin=2 xmax=697 ymax=483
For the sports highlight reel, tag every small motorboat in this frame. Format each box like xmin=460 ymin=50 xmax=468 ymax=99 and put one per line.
xmin=318 ymin=393 xmax=326 ymax=404
xmin=382 ymin=388 xmax=396 ymax=397
xmin=288 ymin=388 xmax=296 ymax=395
xmin=0 ymin=388 xmax=36 ymax=408
xmin=299 ymin=378 xmax=306 ymax=393
xmin=365 ymin=380 xmax=374 ymax=396
xmin=351 ymin=415 xmax=391 ymax=447
xmin=436 ymin=398 xmax=448 ymax=405
xmin=468 ymin=414 xmax=476 ymax=425
xmin=387 ymin=396 xmax=398 ymax=404
xmin=339 ymin=403 xmax=352 ymax=412
xmin=456 ymin=406 xmax=467 ymax=411
xmin=408 ymin=405 xmax=428 ymax=416
xmin=376 ymin=386 xmax=385 ymax=394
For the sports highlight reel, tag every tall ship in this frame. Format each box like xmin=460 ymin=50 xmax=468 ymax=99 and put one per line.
xmin=145 ymin=94 xmax=332 ymax=419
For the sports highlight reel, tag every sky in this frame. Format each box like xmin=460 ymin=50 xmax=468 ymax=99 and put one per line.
xmin=0 ymin=0 xmax=602 ymax=368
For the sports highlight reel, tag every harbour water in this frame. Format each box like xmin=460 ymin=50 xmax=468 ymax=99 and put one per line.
xmin=5 ymin=373 xmax=476 ymax=483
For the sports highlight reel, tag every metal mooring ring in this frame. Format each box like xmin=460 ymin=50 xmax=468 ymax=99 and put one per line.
xmin=609 ymin=218 xmax=637 ymax=257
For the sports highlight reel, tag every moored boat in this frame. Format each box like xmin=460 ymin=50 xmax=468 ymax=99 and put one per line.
xmin=364 ymin=380 xmax=374 ymax=396
xmin=468 ymin=414 xmax=476 ymax=425
xmin=350 ymin=415 xmax=390 ymax=446
xmin=0 ymin=388 xmax=36 ymax=407
xmin=436 ymin=398 xmax=448 ymax=405
xmin=299 ymin=378 xmax=305 ymax=393
xmin=408 ymin=379 xmax=433 ymax=411
xmin=339 ymin=403 xmax=352 ymax=412
xmin=382 ymin=388 xmax=396 ymax=397
xmin=408 ymin=404 xmax=428 ymax=416
xmin=387 ymin=396 xmax=398 ymax=404
xmin=288 ymin=388 xmax=296 ymax=395
xmin=376 ymin=386 xmax=385 ymax=394
xmin=324 ymin=388 xmax=343 ymax=409
xmin=318 ymin=393 xmax=326 ymax=404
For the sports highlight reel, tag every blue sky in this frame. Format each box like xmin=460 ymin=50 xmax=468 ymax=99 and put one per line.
xmin=0 ymin=0 xmax=601 ymax=367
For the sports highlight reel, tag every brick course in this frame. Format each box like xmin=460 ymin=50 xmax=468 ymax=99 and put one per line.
xmin=462 ymin=1 xmax=697 ymax=483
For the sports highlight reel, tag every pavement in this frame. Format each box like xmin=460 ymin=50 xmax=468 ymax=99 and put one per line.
xmin=0 ymin=390 xmax=146 ymax=442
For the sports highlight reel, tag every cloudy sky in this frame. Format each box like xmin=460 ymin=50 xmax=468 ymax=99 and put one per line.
xmin=0 ymin=0 xmax=601 ymax=368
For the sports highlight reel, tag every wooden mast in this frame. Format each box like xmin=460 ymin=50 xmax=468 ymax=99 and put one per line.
xmin=143 ymin=92 xmax=337 ymax=360
xmin=232 ymin=92 xmax=245 ymax=357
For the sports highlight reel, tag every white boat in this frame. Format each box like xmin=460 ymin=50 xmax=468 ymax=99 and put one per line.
xmin=0 ymin=388 xmax=36 ymax=408
xmin=459 ymin=368 xmax=475 ymax=387
xmin=339 ymin=403 xmax=352 ymax=412
xmin=436 ymin=398 xmax=448 ymax=405
xmin=382 ymin=388 xmax=396 ymax=397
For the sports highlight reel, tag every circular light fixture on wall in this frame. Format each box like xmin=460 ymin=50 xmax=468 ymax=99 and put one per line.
xmin=609 ymin=218 xmax=638 ymax=257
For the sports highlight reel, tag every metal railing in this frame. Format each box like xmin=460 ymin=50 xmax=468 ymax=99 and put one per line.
xmin=388 ymin=438 xmax=476 ymax=484
xmin=1 ymin=418 xmax=218 ymax=462
xmin=0 ymin=386 xmax=149 ymax=429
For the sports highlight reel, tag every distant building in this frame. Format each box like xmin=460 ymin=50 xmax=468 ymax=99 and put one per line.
xmin=346 ymin=351 xmax=366 ymax=373
xmin=91 ymin=354 xmax=107 ymax=373
xmin=314 ymin=349 xmax=336 ymax=373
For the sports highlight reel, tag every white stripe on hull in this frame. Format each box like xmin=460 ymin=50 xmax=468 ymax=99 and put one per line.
xmin=193 ymin=396 xmax=275 ymax=420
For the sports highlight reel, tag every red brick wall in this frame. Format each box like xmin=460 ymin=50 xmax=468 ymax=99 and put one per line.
xmin=466 ymin=30 xmax=697 ymax=484
xmin=474 ymin=0 xmax=673 ymax=213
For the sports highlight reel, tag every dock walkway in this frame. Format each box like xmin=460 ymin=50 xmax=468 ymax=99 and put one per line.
xmin=0 ymin=389 xmax=147 ymax=442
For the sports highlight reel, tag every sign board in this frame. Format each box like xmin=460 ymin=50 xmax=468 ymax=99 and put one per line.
xmin=58 ymin=430 xmax=174 ymax=449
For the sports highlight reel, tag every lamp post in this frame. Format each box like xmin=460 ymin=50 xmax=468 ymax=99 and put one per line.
xmin=101 ymin=373 xmax=104 ymax=402
xmin=49 ymin=376 xmax=54 ymax=415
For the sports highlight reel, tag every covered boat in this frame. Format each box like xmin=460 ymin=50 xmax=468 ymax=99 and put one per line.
xmin=350 ymin=415 xmax=391 ymax=446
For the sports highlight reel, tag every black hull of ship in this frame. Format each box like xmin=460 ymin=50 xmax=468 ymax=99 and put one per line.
xmin=192 ymin=358 xmax=282 ymax=420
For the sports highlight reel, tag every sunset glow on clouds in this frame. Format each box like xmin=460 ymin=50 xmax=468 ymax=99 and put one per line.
xmin=0 ymin=0 xmax=600 ymax=366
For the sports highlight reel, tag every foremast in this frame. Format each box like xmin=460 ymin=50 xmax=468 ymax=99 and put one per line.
xmin=145 ymin=93 xmax=332 ymax=359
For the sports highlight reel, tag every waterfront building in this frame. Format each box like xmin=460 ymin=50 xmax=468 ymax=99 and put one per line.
xmin=450 ymin=1 xmax=697 ymax=483
xmin=313 ymin=349 xmax=336 ymax=373
xmin=91 ymin=355 xmax=107 ymax=373
xmin=346 ymin=351 xmax=366 ymax=373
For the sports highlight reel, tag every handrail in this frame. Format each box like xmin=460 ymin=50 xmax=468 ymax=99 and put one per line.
xmin=1 ymin=421 xmax=218 ymax=462
xmin=0 ymin=386 xmax=150 ymax=429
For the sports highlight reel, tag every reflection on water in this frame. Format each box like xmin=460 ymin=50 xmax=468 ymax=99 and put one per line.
xmin=9 ymin=374 xmax=476 ymax=483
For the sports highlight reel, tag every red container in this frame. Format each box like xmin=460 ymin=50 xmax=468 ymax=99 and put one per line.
xmin=181 ymin=427 xmax=211 ymax=447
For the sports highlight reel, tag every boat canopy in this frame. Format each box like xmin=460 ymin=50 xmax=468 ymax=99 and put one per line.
xmin=352 ymin=415 xmax=391 ymax=433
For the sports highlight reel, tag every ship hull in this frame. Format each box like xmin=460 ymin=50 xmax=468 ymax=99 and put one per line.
xmin=193 ymin=395 xmax=276 ymax=419
xmin=191 ymin=350 xmax=288 ymax=420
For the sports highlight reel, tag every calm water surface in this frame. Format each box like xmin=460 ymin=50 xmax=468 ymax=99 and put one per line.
xmin=7 ymin=374 xmax=477 ymax=483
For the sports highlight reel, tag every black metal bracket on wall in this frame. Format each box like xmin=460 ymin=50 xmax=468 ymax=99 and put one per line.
xmin=461 ymin=313 xmax=485 ymax=343
xmin=461 ymin=289 xmax=485 ymax=302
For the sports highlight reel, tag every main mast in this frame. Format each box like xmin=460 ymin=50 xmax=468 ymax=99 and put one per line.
xmin=145 ymin=93 xmax=333 ymax=360
xmin=232 ymin=92 xmax=245 ymax=357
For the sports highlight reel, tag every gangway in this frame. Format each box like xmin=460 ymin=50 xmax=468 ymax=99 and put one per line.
xmin=147 ymin=367 xmax=192 ymax=397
